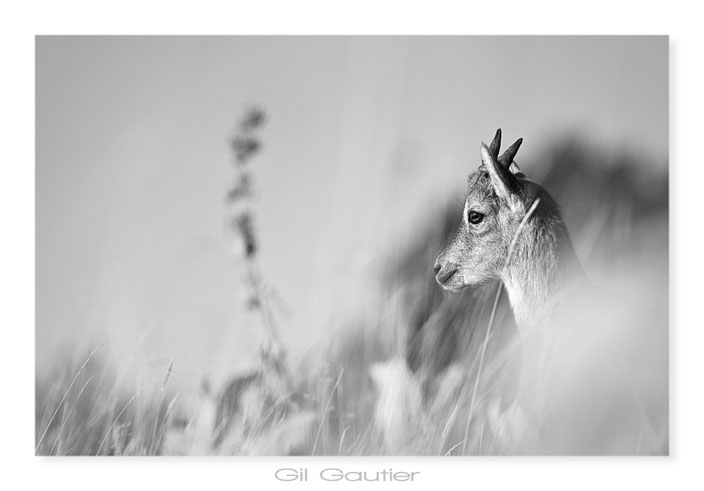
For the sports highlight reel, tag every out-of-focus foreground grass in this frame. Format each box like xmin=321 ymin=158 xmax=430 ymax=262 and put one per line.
xmin=36 ymin=137 xmax=668 ymax=456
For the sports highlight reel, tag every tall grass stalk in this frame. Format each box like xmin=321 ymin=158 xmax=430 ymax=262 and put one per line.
xmin=462 ymin=198 xmax=541 ymax=454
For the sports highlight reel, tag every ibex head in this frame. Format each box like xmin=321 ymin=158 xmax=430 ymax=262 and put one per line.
xmin=434 ymin=129 xmax=544 ymax=291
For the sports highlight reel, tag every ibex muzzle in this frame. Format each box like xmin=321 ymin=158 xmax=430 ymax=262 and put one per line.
xmin=433 ymin=259 xmax=458 ymax=286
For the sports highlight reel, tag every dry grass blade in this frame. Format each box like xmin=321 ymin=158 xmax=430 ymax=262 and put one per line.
xmin=36 ymin=342 xmax=105 ymax=452
xmin=96 ymin=388 xmax=150 ymax=455
xmin=338 ymin=425 xmax=351 ymax=455
xmin=49 ymin=375 xmax=94 ymax=455
xmin=312 ymin=368 xmax=344 ymax=455
xmin=439 ymin=402 xmax=460 ymax=454
xmin=161 ymin=357 xmax=174 ymax=392
xmin=444 ymin=438 xmax=466 ymax=456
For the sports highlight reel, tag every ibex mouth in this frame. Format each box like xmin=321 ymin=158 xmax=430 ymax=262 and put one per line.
xmin=435 ymin=266 xmax=459 ymax=286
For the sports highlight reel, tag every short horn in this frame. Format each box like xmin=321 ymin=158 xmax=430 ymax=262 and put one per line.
xmin=488 ymin=128 xmax=502 ymax=158
xmin=499 ymin=138 xmax=523 ymax=167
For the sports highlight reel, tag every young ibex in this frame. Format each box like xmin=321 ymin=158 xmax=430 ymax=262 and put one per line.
xmin=434 ymin=129 xmax=584 ymax=335
xmin=433 ymin=129 xmax=591 ymax=449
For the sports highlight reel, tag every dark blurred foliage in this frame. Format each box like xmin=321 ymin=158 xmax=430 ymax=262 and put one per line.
xmin=227 ymin=107 xmax=266 ymax=262
xmin=230 ymin=107 xmax=266 ymax=162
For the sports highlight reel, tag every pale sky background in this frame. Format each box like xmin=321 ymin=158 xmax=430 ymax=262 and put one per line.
xmin=36 ymin=36 xmax=667 ymax=384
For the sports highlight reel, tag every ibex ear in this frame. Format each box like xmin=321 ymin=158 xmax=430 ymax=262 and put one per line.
xmin=480 ymin=143 xmax=523 ymax=212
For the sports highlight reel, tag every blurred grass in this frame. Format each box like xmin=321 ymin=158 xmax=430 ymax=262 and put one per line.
xmin=36 ymin=137 xmax=668 ymax=456
xmin=35 ymin=344 xmax=179 ymax=456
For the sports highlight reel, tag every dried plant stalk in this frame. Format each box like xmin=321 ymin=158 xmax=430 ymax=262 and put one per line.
xmin=226 ymin=107 xmax=291 ymax=388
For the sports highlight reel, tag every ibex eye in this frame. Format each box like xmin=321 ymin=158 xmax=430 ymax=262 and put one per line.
xmin=468 ymin=211 xmax=484 ymax=225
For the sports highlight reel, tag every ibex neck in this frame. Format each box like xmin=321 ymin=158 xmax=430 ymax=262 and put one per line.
xmin=500 ymin=219 xmax=583 ymax=335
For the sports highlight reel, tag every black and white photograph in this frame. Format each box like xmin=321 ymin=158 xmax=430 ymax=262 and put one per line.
xmin=35 ymin=35 xmax=668 ymax=457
